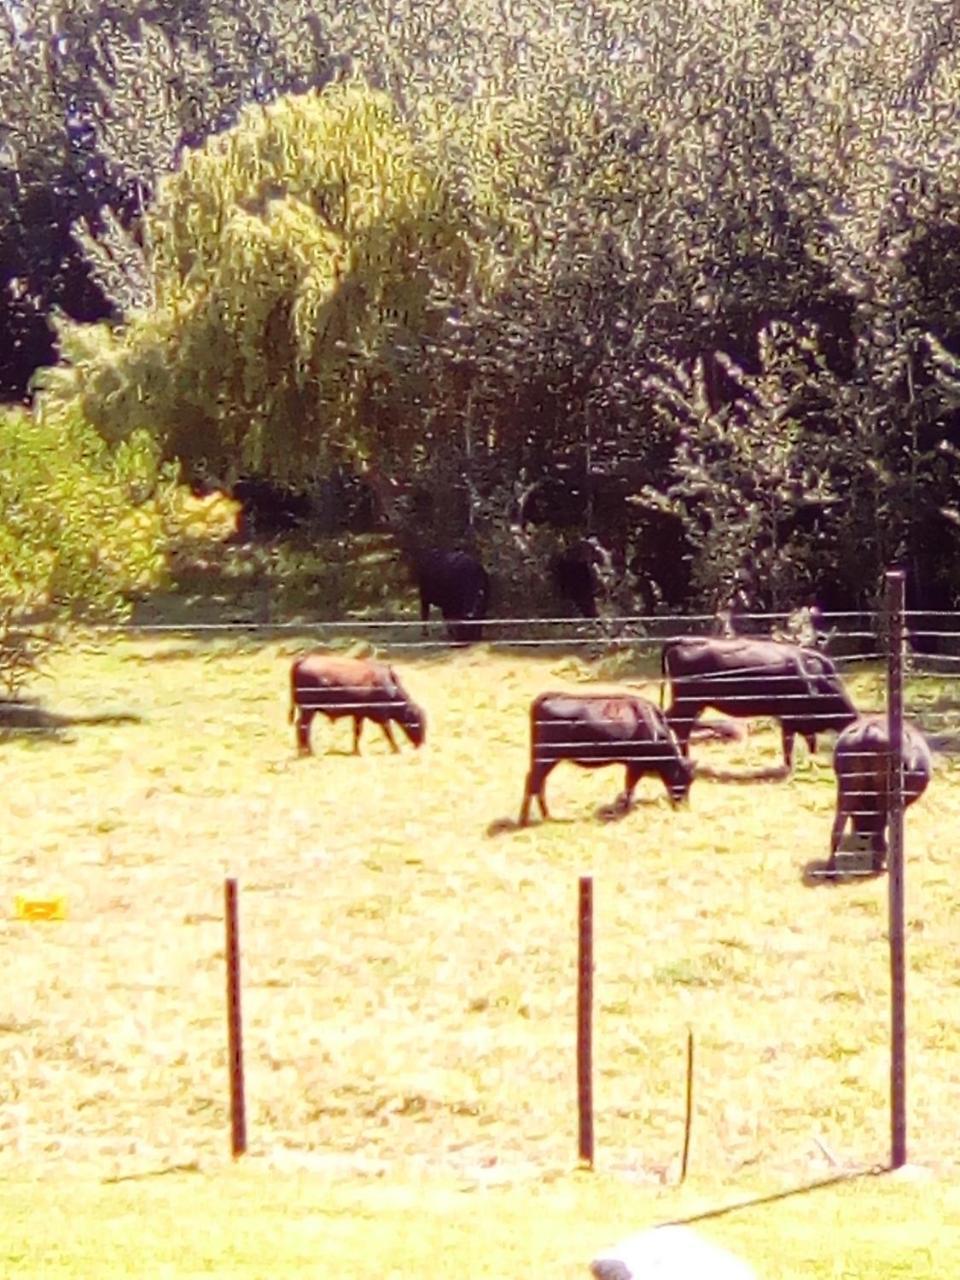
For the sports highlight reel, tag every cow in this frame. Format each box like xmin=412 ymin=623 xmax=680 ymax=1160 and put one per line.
xmin=231 ymin=477 xmax=313 ymax=540
xmin=412 ymin=548 xmax=490 ymax=644
xmin=289 ymin=654 xmax=425 ymax=756
xmin=519 ymin=691 xmax=693 ymax=825
xmin=828 ymin=717 xmax=932 ymax=873
xmin=661 ymin=636 xmax=858 ymax=769
xmin=550 ymin=539 xmax=615 ymax=618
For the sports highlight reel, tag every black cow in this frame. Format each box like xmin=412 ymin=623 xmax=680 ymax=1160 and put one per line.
xmin=550 ymin=539 xmax=615 ymax=618
xmin=519 ymin=691 xmax=693 ymax=825
xmin=829 ymin=717 xmax=932 ymax=873
xmin=412 ymin=548 xmax=490 ymax=644
xmin=289 ymin=654 xmax=426 ymax=755
xmin=232 ymin=477 xmax=313 ymax=540
xmin=661 ymin=636 xmax=857 ymax=768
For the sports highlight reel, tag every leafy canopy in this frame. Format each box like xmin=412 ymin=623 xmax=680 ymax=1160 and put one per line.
xmin=42 ymin=81 xmax=488 ymax=480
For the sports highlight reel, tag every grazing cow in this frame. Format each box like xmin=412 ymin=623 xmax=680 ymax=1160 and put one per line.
xmin=519 ymin=691 xmax=693 ymax=825
xmin=289 ymin=655 xmax=425 ymax=756
xmin=829 ymin=717 xmax=932 ymax=873
xmin=412 ymin=548 xmax=490 ymax=644
xmin=550 ymin=539 xmax=615 ymax=618
xmin=231 ymin=477 xmax=313 ymax=540
xmin=661 ymin=636 xmax=857 ymax=768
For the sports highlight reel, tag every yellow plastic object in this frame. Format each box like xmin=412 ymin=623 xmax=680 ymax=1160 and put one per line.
xmin=14 ymin=895 xmax=67 ymax=921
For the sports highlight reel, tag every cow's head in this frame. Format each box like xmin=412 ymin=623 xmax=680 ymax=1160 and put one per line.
xmin=665 ymin=755 xmax=695 ymax=806
xmin=400 ymin=701 xmax=427 ymax=748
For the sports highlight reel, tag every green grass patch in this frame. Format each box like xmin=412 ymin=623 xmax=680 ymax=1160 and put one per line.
xmin=0 ymin=1167 xmax=957 ymax=1278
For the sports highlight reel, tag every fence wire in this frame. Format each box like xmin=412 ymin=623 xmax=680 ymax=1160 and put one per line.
xmin=7 ymin=610 xmax=960 ymax=761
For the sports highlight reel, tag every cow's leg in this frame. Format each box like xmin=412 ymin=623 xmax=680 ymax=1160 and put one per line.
xmin=379 ymin=721 xmax=400 ymax=753
xmin=871 ymin=827 xmax=888 ymax=875
xmin=615 ymin=763 xmax=643 ymax=812
xmin=782 ymin=726 xmax=795 ymax=770
xmin=827 ymin=787 xmax=849 ymax=870
xmin=520 ymin=760 xmax=554 ymax=825
xmin=804 ymin=733 xmax=817 ymax=758
xmin=352 ymin=717 xmax=364 ymax=754
xmin=295 ymin=707 xmax=314 ymax=755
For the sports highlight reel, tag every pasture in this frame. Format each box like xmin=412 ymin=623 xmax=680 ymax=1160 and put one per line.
xmin=2 ymin=629 xmax=960 ymax=1275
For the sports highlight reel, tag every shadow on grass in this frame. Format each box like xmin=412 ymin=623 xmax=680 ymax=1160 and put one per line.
xmin=487 ymin=795 xmax=664 ymax=837
xmin=596 ymin=795 xmax=664 ymax=822
xmin=0 ymin=700 xmax=142 ymax=741
xmin=926 ymin=728 xmax=960 ymax=755
xmin=694 ymin=762 xmax=790 ymax=784
xmin=802 ymin=856 xmax=884 ymax=887
xmin=487 ymin=815 xmax=577 ymax=837
xmin=661 ymin=1164 xmax=891 ymax=1228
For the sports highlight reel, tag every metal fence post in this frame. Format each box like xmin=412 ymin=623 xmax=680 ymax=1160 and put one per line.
xmin=885 ymin=568 xmax=907 ymax=1169
xmin=577 ymin=875 xmax=594 ymax=1169
xmin=225 ymin=877 xmax=248 ymax=1158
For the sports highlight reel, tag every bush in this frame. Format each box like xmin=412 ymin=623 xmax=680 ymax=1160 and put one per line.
xmin=0 ymin=404 xmax=178 ymax=694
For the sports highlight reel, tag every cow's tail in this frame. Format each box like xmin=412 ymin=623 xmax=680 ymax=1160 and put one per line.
xmin=659 ymin=643 xmax=671 ymax=709
xmin=288 ymin=665 xmax=298 ymax=723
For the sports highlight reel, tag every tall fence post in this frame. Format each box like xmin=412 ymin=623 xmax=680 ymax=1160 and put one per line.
xmin=885 ymin=568 xmax=907 ymax=1169
xmin=577 ymin=874 xmax=594 ymax=1169
xmin=225 ymin=877 xmax=247 ymax=1158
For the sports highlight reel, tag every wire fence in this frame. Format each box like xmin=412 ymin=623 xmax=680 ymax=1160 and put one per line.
xmin=7 ymin=580 xmax=957 ymax=1174
xmin=69 ymin=601 xmax=957 ymax=850
xmin=8 ymin=601 xmax=960 ymax=796
xmin=12 ymin=607 xmax=960 ymax=712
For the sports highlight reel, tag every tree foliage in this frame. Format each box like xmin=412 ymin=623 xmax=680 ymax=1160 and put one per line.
xmin=40 ymin=81 xmax=491 ymax=481
xmin=14 ymin=0 xmax=960 ymax=610
xmin=0 ymin=403 xmax=181 ymax=692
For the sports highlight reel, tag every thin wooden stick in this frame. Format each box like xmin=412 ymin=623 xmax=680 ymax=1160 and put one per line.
xmin=680 ymin=1029 xmax=694 ymax=1182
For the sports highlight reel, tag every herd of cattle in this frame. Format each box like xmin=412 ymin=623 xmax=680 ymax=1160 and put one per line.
xmin=289 ymin=634 xmax=933 ymax=876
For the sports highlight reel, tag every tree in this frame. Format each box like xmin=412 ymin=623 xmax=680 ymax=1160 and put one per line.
xmin=0 ymin=0 xmax=339 ymax=398
xmin=21 ymin=0 xmax=960 ymax=612
xmin=39 ymin=81 xmax=489 ymax=483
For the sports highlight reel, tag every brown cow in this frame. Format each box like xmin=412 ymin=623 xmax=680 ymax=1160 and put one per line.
xmin=289 ymin=655 xmax=425 ymax=756
xmin=828 ymin=717 xmax=931 ymax=873
xmin=520 ymin=691 xmax=693 ymax=825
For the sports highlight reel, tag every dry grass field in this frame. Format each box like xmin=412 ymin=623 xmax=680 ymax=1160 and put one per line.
xmin=2 ymin=622 xmax=959 ymax=1275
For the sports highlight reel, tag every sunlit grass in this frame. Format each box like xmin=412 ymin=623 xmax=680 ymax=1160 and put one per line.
xmin=1 ymin=634 xmax=958 ymax=1274
xmin=0 ymin=1166 xmax=957 ymax=1278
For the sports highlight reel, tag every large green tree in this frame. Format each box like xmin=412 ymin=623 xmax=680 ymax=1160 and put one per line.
xmin=40 ymin=81 xmax=491 ymax=482
xmin=22 ymin=0 xmax=960 ymax=610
